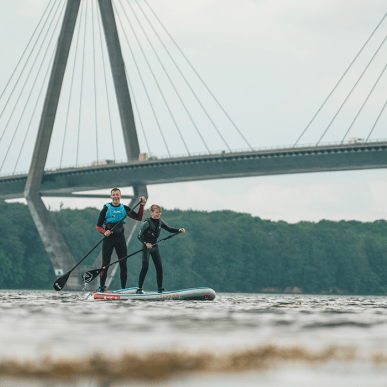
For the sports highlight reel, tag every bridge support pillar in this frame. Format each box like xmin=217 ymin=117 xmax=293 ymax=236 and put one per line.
xmin=25 ymin=193 xmax=80 ymax=289
xmin=98 ymin=0 xmax=140 ymax=160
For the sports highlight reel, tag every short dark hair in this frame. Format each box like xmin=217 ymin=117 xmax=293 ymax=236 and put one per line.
xmin=111 ymin=187 xmax=121 ymax=194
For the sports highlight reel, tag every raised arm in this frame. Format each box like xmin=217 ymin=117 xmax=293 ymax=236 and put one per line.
xmin=161 ymin=220 xmax=184 ymax=234
xmin=126 ymin=203 xmax=144 ymax=221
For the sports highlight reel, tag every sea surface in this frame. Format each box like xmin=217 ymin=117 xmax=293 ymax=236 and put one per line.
xmin=1 ymin=290 xmax=387 ymax=386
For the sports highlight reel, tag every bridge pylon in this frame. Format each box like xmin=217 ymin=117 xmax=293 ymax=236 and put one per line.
xmin=24 ymin=0 xmax=147 ymax=291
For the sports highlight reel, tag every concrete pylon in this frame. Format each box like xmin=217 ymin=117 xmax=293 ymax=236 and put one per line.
xmin=24 ymin=0 xmax=147 ymax=290
xmin=97 ymin=0 xmax=140 ymax=161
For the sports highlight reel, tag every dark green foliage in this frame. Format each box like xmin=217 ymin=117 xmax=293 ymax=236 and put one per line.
xmin=0 ymin=201 xmax=55 ymax=289
xmin=2 ymin=201 xmax=387 ymax=295
xmin=51 ymin=208 xmax=101 ymax=266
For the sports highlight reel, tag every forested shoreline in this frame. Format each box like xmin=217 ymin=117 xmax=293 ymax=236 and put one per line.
xmin=1 ymin=201 xmax=387 ymax=295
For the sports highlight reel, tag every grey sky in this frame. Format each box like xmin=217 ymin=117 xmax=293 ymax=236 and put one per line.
xmin=1 ymin=0 xmax=387 ymax=223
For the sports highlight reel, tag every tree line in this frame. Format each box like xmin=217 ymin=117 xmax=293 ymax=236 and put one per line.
xmin=1 ymin=201 xmax=387 ymax=295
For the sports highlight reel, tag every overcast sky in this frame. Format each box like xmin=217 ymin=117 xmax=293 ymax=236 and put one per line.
xmin=1 ymin=0 xmax=387 ymax=223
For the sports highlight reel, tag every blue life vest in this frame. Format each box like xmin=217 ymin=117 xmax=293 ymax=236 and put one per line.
xmin=104 ymin=203 xmax=126 ymax=225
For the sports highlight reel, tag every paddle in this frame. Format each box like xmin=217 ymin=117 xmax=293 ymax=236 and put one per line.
xmin=81 ymin=231 xmax=181 ymax=284
xmin=53 ymin=200 xmax=143 ymax=291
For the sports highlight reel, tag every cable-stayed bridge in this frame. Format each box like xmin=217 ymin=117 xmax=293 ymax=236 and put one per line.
xmin=1 ymin=0 xmax=387 ymax=289
xmin=2 ymin=140 xmax=387 ymax=200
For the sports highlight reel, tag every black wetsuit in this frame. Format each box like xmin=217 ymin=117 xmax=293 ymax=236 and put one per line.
xmin=137 ymin=217 xmax=179 ymax=289
xmin=96 ymin=203 xmax=143 ymax=289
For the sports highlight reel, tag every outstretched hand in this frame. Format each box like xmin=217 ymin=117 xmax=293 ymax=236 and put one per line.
xmin=179 ymin=228 xmax=185 ymax=234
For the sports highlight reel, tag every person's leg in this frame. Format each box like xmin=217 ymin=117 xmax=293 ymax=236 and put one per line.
xmin=150 ymin=247 xmax=163 ymax=290
xmin=138 ymin=247 xmax=150 ymax=289
xmin=100 ymin=238 xmax=114 ymax=289
xmin=115 ymin=234 xmax=128 ymax=289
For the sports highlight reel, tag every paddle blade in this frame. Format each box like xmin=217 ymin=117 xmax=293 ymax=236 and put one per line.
xmin=82 ymin=268 xmax=101 ymax=284
xmin=53 ymin=272 xmax=71 ymax=291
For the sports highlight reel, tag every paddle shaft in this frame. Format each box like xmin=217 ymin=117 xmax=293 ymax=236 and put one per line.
xmin=82 ymin=232 xmax=181 ymax=283
xmin=103 ymin=232 xmax=181 ymax=270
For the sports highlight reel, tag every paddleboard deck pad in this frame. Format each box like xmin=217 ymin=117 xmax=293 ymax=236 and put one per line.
xmin=85 ymin=287 xmax=216 ymax=301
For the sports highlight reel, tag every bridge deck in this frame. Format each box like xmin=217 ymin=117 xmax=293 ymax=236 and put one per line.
xmin=1 ymin=142 xmax=387 ymax=200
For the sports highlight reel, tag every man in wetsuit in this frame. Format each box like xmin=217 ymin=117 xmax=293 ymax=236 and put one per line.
xmin=96 ymin=188 xmax=146 ymax=292
xmin=136 ymin=204 xmax=185 ymax=294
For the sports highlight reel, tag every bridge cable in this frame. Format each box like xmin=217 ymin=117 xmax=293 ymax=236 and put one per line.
xmin=60 ymin=0 xmax=85 ymax=168
xmin=124 ymin=65 xmax=152 ymax=156
xmin=340 ymin=63 xmax=387 ymax=144
xmin=132 ymin=0 xmax=228 ymax=152
xmin=112 ymin=0 xmax=171 ymax=156
xmin=294 ymin=10 xmax=387 ymax=147
xmin=0 ymin=0 xmax=53 ymax=104
xmin=142 ymin=0 xmax=252 ymax=151
xmin=0 ymin=0 xmax=64 ymax=156
xmin=134 ymin=0 xmax=226 ymax=152
xmin=317 ymin=33 xmax=387 ymax=145
xmin=14 ymin=49 xmax=57 ymax=174
xmin=127 ymin=0 xmax=213 ymax=153
xmin=0 ymin=1 xmax=66 ymax=173
xmin=76 ymin=0 xmax=89 ymax=166
xmin=366 ymin=98 xmax=387 ymax=142
xmin=96 ymin=1 xmax=116 ymax=161
xmin=92 ymin=0 xmax=99 ymax=162
xmin=0 ymin=0 xmax=59 ymax=126
xmin=117 ymin=0 xmax=191 ymax=155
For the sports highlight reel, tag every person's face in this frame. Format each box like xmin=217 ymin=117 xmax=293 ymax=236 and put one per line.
xmin=111 ymin=190 xmax=122 ymax=205
xmin=150 ymin=209 xmax=161 ymax=219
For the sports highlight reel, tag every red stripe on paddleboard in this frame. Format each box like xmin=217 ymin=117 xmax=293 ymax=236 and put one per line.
xmin=94 ymin=294 xmax=121 ymax=300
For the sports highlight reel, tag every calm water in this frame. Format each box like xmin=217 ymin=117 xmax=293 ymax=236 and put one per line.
xmin=1 ymin=290 xmax=387 ymax=386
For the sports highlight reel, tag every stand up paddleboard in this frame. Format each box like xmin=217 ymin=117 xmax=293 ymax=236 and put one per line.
xmin=85 ymin=287 xmax=216 ymax=301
